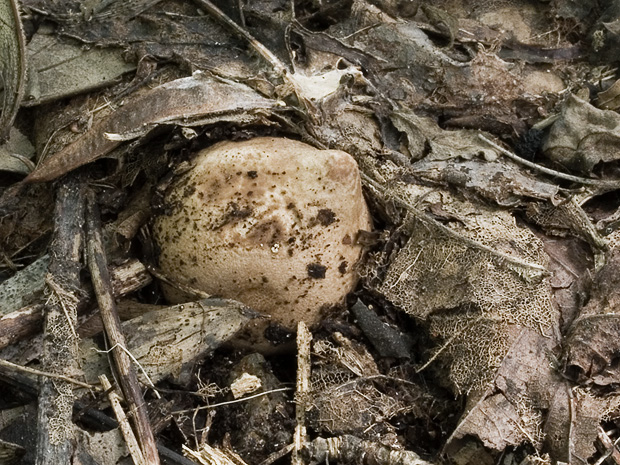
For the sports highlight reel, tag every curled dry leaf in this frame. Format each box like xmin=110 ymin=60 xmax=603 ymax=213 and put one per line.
xmin=0 ymin=128 xmax=35 ymax=174
xmin=25 ymin=73 xmax=279 ymax=183
xmin=0 ymin=0 xmax=26 ymax=140
xmin=543 ymin=94 xmax=620 ymax=174
xmin=564 ymin=247 xmax=620 ymax=387
xmin=596 ymin=78 xmax=620 ymax=110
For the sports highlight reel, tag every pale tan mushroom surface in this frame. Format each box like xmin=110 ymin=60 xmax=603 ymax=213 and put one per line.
xmin=153 ymin=137 xmax=372 ymax=344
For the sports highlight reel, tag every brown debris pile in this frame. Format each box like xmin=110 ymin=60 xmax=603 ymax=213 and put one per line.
xmin=4 ymin=0 xmax=620 ymax=464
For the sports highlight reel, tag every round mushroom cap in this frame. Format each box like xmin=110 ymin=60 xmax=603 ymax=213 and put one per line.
xmin=153 ymin=137 xmax=372 ymax=333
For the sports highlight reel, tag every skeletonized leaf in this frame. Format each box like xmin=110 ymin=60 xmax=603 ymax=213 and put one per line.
xmin=25 ymin=73 xmax=278 ymax=183
xmin=0 ymin=0 xmax=26 ymax=140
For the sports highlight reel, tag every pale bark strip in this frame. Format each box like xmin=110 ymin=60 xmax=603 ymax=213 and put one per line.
xmin=292 ymin=322 xmax=312 ymax=465
xmin=99 ymin=374 xmax=146 ymax=465
xmin=36 ymin=174 xmax=85 ymax=465
xmin=86 ymin=189 xmax=160 ymax=465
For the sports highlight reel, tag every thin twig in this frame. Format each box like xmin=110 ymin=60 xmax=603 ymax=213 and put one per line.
xmin=100 ymin=374 xmax=146 ymax=465
xmin=258 ymin=444 xmax=295 ymax=465
xmin=93 ymin=343 xmax=160 ymax=398
xmin=191 ymin=0 xmax=287 ymax=76
xmin=479 ymin=134 xmax=620 ymax=189
xmin=0 ymin=358 xmax=97 ymax=390
xmin=293 ymin=322 xmax=312 ymax=465
xmin=361 ymin=173 xmax=547 ymax=276
xmin=86 ymin=190 xmax=160 ymax=465
xmin=171 ymin=387 xmax=292 ymax=414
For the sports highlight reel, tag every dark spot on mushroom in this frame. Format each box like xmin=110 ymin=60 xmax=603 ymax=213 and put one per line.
xmin=316 ymin=208 xmax=336 ymax=226
xmin=307 ymin=263 xmax=327 ymax=279
xmin=338 ymin=261 xmax=348 ymax=274
xmin=342 ymin=234 xmax=352 ymax=245
xmin=247 ymin=219 xmax=284 ymax=244
xmin=247 ymin=170 xmax=258 ymax=178
xmin=227 ymin=202 xmax=253 ymax=219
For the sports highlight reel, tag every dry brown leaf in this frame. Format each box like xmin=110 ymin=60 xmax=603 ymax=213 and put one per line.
xmin=25 ymin=73 xmax=278 ymax=183
xmin=597 ymin=78 xmax=620 ymax=110
xmin=543 ymin=94 xmax=620 ymax=173
xmin=445 ymin=328 xmax=557 ymax=453
xmin=564 ymin=247 xmax=620 ymax=386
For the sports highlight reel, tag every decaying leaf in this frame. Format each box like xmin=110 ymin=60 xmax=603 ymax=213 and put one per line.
xmin=309 ymin=334 xmax=414 ymax=436
xmin=543 ymin=383 xmax=620 ymax=462
xmin=392 ymin=111 xmax=561 ymax=205
xmin=597 ymin=78 xmax=620 ymax=110
xmin=564 ymin=247 xmax=620 ymax=386
xmin=446 ymin=328 xmax=556 ymax=454
xmin=75 ymin=428 xmax=128 ymax=465
xmin=0 ymin=128 xmax=35 ymax=174
xmin=25 ymin=73 xmax=279 ymax=183
xmin=0 ymin=0 xmax=26 ymax=140
xmin=526 ymin=197 xmax=607 ymax=254
xmin=412 ymin=158 xmax=561 ymax=206
xmin=0 ymin=255 xmax=49 ymax=316
xmin=368 ymin=179 xmax=556 ymax=426
xmin=22 ymin=0 xmax=259 ymax=81
xmin=543 ymin=94 xmax=620 ymax=173
xmin=390 ymin=110 xmax=499 ymax=162
xmin=23 ymin=31 xmax=136 ymax=106
xmin=80 ymin=298 xmax=256 ymax=385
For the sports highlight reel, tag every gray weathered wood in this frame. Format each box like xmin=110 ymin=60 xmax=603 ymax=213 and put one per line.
xmin=36 ymin=174 xmax=85 ymax=465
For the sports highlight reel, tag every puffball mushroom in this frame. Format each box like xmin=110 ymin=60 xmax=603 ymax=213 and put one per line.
xmin=153 ymin=137 xmax=372 ymax=344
